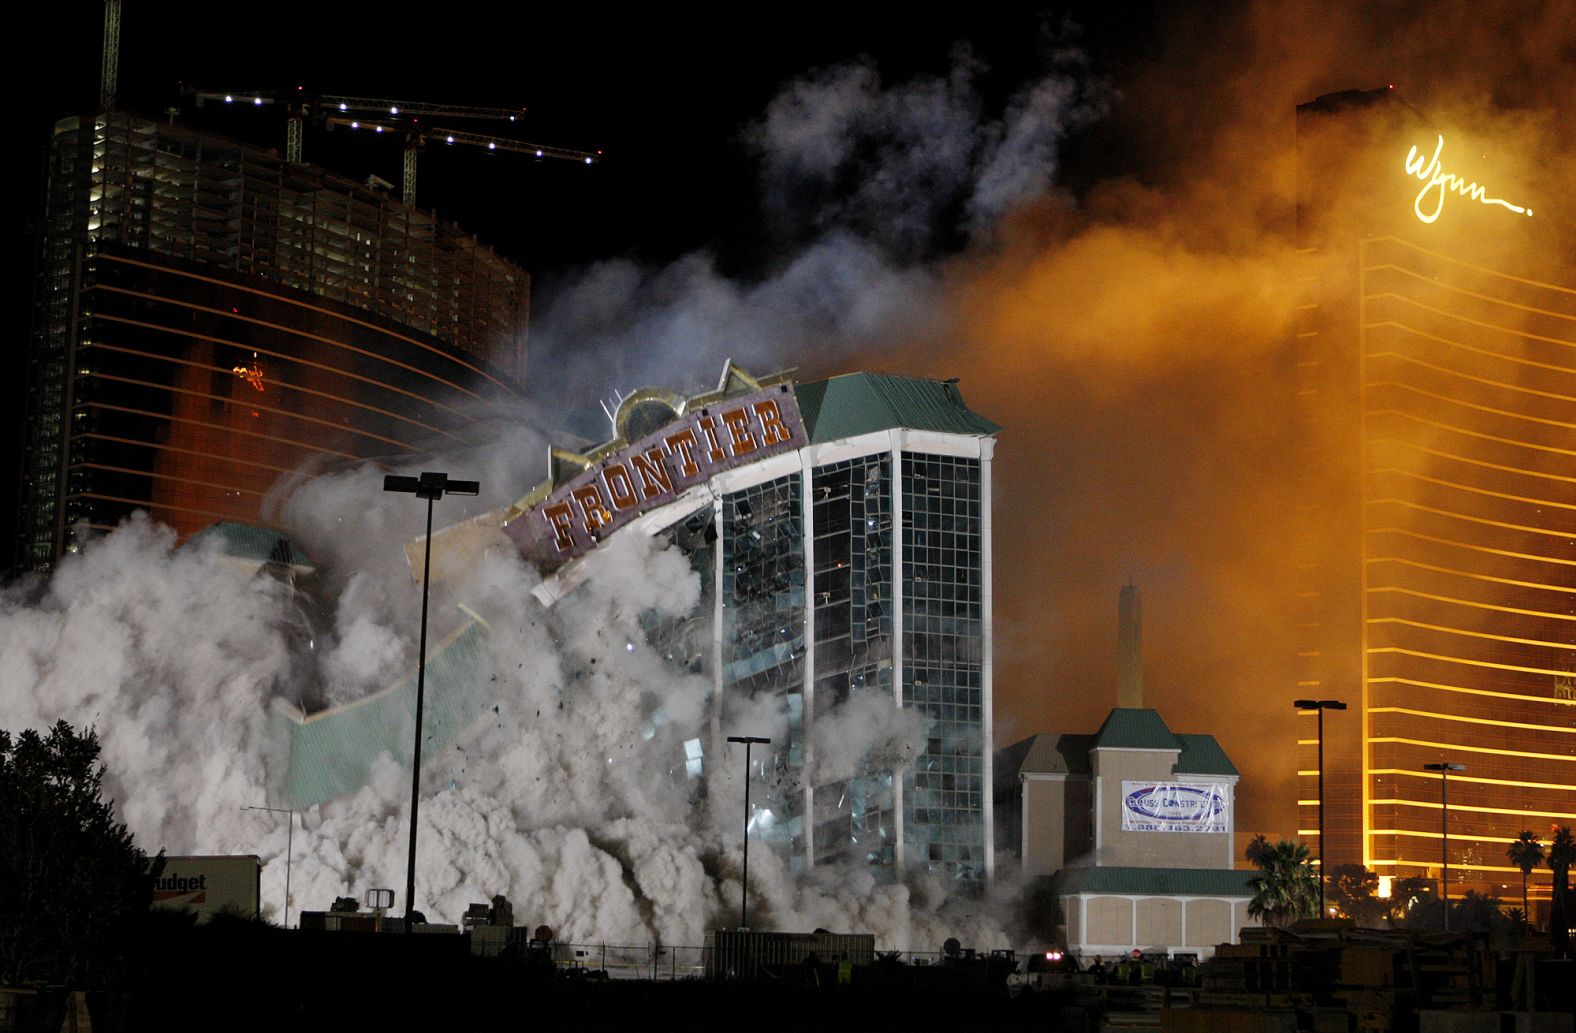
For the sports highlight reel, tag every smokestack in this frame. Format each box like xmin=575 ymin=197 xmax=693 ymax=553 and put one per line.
xmin=1117 ymin=583 xmax=1142 ymax=708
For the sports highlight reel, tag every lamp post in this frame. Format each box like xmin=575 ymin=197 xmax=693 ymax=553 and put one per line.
xmin=726 ymin=735 xmax=771 ymax=929
xmin=1423 ymin=761 xmax=1465 ymax=930
xmin=1294 ymin=698 xmax=1347 ymax=913
xmin=384 ymin=471 xmax=478 ymax=928
xmin=243 ymin=804 xmax=294 ymax=927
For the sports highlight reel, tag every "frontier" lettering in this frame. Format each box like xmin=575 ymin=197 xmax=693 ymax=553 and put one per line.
xmin=538 ymin=394 xmax=801 ymax=553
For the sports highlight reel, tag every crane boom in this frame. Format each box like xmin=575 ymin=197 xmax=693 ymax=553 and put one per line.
xmin=317 ymin=96 xmax=527 ymax=122
xmin=186 ymin=88 xmax=599 ymax=204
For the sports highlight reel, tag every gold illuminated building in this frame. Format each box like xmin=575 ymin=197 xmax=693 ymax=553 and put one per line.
xmin=1294 ymin=89 xmax=1575 ymax=913
xmin=18 ymin=112 xmax=526 ymax=570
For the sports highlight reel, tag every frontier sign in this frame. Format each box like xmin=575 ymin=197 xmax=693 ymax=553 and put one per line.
xmin=1403 ymin=134 xmax=1532 ymax=225
xmin=506 ymin=385 xmax=804 ymax=570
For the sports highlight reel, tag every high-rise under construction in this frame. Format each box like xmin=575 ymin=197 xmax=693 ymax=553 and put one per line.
xmin=17 ymin=108 xmax=530 ymax=571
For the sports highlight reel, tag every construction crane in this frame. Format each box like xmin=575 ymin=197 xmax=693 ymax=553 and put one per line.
xmin=188 ymin=88 xmax=600 ymax=205
xmin=100 ymin=0 xmax=121 ymax=109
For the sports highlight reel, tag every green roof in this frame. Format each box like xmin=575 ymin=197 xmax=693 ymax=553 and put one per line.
xmin=1053 ymin=866 xmax=1255 ymax=898
xmin=1093 ymin=708 xmax=1180 ymax=752
xmin=1089 ymin=709 xmax=1237 ymax=776
xmin=273 ymin=621 xmax=493 ymax=808
xmin=795 ymin=373 xmax=1000 ymax=444
xmin=1175 ymin=734 xmax=1239 ymax=777
xmin=187 ymin=521 xmax=313 ymax=570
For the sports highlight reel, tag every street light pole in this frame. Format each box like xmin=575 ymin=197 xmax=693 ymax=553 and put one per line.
xmin=1424 ymin=762 xmax=1465 ymax=931
xmin=726 ymin=735 xmax=771 ymax=929
xmin=384 ymin=471 xmax=478 ymax=929
xmin=243 ymin=805 xmax=294 ymax=926
xmin=1294 ymin=699 xmax=1346 ymax=914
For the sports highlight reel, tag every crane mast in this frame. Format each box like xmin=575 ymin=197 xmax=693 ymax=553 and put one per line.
xmin=100 ymin=0 xmax=122 ymax=109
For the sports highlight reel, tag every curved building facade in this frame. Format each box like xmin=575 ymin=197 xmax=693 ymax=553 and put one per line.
xmin=1292 ymin=89 xmax=1575 ymax=911
xmin=18 ymin=112 xmax=527 ymax=569
xmin=1356 ymin=237 xmax=1574 ymax=903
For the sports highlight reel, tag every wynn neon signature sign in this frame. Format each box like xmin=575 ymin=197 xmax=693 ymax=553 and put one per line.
xmin=1404 ymin=135 xmax=1532 ymax=225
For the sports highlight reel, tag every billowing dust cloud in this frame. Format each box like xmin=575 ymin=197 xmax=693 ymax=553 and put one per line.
xmin=533 ymin=1 xmax=1575 ymax=838
xmin=917 ymin=1 xmax=1576 ymax=838
xmin=3 ymin=1 xmax=1572 ymax=944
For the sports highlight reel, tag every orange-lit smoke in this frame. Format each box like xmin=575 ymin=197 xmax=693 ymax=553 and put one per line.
xmin=874 ymin=1 xmax=1576 ymax=838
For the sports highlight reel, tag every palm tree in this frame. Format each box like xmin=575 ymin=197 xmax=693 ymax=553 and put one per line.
xmin=1506 ymin=831 xmax=1545 ymax=932
xmin=1327 ymin=863 xmax=1387 ymax=926
xmin=1245 ymin=834 xmax=1321 ymax=928
xmin=1547 ymin=826 xmax=1574 ymax=951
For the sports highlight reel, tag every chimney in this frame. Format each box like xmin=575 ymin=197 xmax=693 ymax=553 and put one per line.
xmin=1117 ymin=583 xmax=1143 ymax=708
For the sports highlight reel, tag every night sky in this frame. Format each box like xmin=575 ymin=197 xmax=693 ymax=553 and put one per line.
xmin=12 ymin=2 xmax=1575 ymax=840
xmin=19 ymin=3 xmax=1160 ymax=277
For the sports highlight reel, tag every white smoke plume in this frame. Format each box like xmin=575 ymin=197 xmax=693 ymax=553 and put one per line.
xmin=528 ymin=39 xmax=1098 ymax=405
xmin=0 ymin=486 xmax=1004 ymax=951
xmin=0 ymin=515 xmax=290 ymax=862
xmin=0 ymin=35 xmax=1090 ymax=953
xmin=812 ymin=692 xmax=928 ymax=787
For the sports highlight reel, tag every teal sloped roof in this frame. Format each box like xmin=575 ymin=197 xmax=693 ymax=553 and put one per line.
xmin=795 ymin=373 xmax=1000 ymax=444
xmin=1093 ymin=708 xmax=1179 ymax=752
xmin=1053 ymin=866 xmax=1254 ymax=898
xmin=273 ymin=621 xmax=492 ymax=808
xmin=1089 ymin=710 xmax=1237 ymax=775
xmin=187 ymin=521 xmax=313 ymax=570
xmin=1175 ymin=734 xmax=1239 ymax=777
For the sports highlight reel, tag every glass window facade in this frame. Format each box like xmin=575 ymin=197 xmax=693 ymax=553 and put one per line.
xmin=721 ymin=473 xmax=808 ymax=862
xmin=699 ymin=447 xmax=991 ymax=883
xmin=18 ymin=246 xmax=518 ymax=565
xmin=18 ymin=112 xmax=528 ymax=572
xmin=811 ymin=456 xmax=896 ymax=868
xmin=901 ymin=454 xmax=987 ymax=882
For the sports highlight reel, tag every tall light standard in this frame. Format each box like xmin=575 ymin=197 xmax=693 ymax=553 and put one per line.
xmin=384 ymin=471 xmax=478 ymax=928
xmin=726 ymin=735 xmax=771 ymax=929
xmin=243 ymin=804 xmax=294 ymax=927
xmin=1294 ymin=698 xmax=1347 ymax=913
xmin=1423 ymin=761 xmax=1465 ymax=930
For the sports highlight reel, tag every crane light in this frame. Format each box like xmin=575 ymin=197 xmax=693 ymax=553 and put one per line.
xmin=489 ymin=142 xmax=496 ymax=150
xmin=446 ymin=135 xmax=454 ymax=144
xmin=253 ymin=97 xmax=263 ymax=106
xmin=339 ymin=102 xmax=348 ymax=111
xmin=224 ymin=95 xmax=234 ymax=103
xmin=390 ymin=106 xmax=398 ymax=114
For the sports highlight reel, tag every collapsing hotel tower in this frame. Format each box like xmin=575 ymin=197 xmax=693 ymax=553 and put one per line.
xmin=275 ymin=365 xmax=1001 ymax=885
xmin=1293 ymin=89 xmax=1574 ymax=908
xmin=511 ymin=367 xmax=1001 ymax=882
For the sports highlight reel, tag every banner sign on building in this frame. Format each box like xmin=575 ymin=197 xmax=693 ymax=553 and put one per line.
xmin=1120 ymin=781 xmax=1230 ymax=834
xmin=505 ymin=385 xmax=804 ymax=570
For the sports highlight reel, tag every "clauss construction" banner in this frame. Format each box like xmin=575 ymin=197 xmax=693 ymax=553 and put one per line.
xmin=1120 ymin=781 xmax=1231 ymax=834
